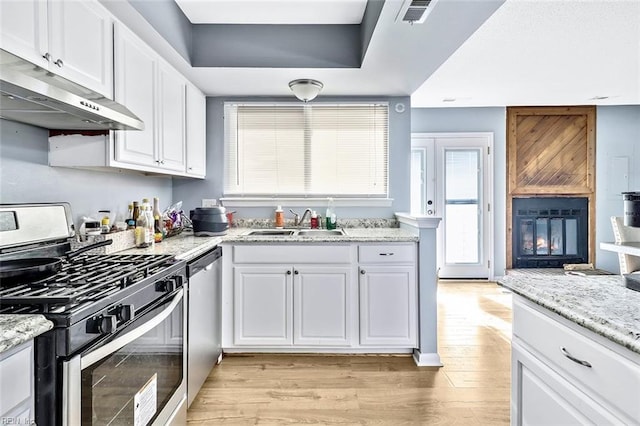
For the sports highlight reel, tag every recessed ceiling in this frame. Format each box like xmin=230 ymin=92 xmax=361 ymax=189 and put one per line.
xmin=174 ymin=0 xmax=368 ymax=24
xmin=105 ymin=0 xmax=640 ymax=108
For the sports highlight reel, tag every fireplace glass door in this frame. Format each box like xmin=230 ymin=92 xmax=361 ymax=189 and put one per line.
xmin=513 ymin=197 xmax=588 ymax=268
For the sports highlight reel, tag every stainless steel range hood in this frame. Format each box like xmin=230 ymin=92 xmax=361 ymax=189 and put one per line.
xmin=0 ymin=49 xmax=144 ymax=131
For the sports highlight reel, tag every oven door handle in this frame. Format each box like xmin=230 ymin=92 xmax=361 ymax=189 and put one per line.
xmin=80 ymin=289 xmax=184 ymax=369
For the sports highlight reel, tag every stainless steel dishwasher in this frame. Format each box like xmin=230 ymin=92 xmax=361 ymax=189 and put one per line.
xmin=186 ymin=245 xmax=223 ymax=407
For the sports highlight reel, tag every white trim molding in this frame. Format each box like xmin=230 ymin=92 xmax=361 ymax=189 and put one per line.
xmin=412 ymin=350 xmax=443 ymax=367
xmin=395 ymin=212 xmax=442 ymax=229
xmin=221 ymin=197 xmax=393 ymax=208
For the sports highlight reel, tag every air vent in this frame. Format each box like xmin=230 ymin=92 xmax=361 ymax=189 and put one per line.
xmin=397 ymin=0 xmax=434 ymax=24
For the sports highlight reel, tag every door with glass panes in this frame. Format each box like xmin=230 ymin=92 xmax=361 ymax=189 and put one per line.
xmin=411 ymin=133 xmax=493 ymax=279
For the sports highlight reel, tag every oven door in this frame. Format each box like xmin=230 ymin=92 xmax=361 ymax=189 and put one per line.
xmin=62 ymin=289 xmax=186 ymax=426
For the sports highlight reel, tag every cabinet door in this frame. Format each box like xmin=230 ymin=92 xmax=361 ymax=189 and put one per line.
xmin=0 ymin=340 xmax=34 ymax=420
xmin=158 ymin=63 xmax=186 ymax=172
xmin=185 ymin=84 xmax=206 ymax=177
xmin=293 ymin=266 xmax=353 ymax=346
xmin=359 ymin=265 xmax=417 ymax=346
xmin=113 ymin=23 xmax=157 ymax=167
xmin=0 ymin=0 xmax=48 ymax=68
xmin=512 ymin=341 xmax=623 ymax=426
xmin=48 ymin=0 xmax=113 ymax=97
xmin=234 ymin=266 xmax=292 ymax=346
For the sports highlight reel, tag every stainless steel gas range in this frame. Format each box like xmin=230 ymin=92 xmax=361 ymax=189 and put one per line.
xmin=0 ymin=203 xmax=187 ymax=426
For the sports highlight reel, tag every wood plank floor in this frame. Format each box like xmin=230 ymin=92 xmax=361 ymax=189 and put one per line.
xmin=187 ymin=281 xmax=512 ymax=425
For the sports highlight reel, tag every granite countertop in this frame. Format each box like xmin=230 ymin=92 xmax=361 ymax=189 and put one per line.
xmin=117 ymin=231 xmax=222 ymax=261
xmin=499 ymin=275 xmax=640 ymax=354
xmin=112 ymin=226 xmax=417 ymax=260
xmin=0 ymin=315 xmax=53 ymax=354
xmin=222 ymin=227 xmax=419 ymax=243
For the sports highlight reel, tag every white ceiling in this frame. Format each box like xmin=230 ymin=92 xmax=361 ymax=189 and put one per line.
xmin=413 ymin=0 xmax=640 ymax=107
xmin=115 ymin=0 xmax=640 ymax=107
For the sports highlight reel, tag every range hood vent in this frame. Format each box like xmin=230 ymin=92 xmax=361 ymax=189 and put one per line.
xmin=0 ymin=49 xmax=143 ymax=131
xmin=397 ymin=0 xmax=435 ymax=24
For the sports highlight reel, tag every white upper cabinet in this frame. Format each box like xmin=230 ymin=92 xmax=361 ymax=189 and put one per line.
xmin=113 ymin=22 xmax=156 ymax=167
xmin=112 ymin=22 xmax=187 ymax=174
xmin=0 ymin=0 xmax=48 ymax=68
xmin=186 ymin=83 xmax=206 ymax=177
xmin=157 ymin=63 xmax=186 ymax=172
xmin=0 ymin=0 xmax=113 ymax=98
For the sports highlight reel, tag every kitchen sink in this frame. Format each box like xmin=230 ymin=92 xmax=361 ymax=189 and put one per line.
xmin=296 ymin=229 xmax=346 ymax=236
xmin=246 ymin=229 xmax=295 ymax=236
xmin=245 ymin=229 xmax=346 ymax=237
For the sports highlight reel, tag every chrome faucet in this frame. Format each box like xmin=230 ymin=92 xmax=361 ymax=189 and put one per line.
xmin=289 ymin=208 xmax=312 ymax=227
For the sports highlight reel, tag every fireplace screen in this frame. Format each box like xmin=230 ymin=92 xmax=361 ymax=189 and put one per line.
xmin=513 ymin=197 xmax=588 ymax=268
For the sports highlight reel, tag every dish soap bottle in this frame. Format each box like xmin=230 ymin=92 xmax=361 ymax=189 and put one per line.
xmin=310 ymin=211 xmax=319 ymax=229
xmin=325 ymin=197 xmax=337 ymax=230
xmin=275 ymin=206 xmax=284 ymax=228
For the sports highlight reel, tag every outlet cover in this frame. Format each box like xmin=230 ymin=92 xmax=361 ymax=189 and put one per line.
xmin=202 ymin=199 xmax=217 ymax=207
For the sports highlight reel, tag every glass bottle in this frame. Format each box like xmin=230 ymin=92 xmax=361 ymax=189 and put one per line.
xmin=144 ymin=204 xmax=155 ymax=246
xmin=130 ymin=201 xmax=140 ymax=230
xmin=127 ymin=204 xmax=134 ymax=229
xmin=153 ymin=197 xmax=163 ymax=243
xmin=325 ymin=197 xmax=337 ymax=230
xmin=135 ymin=206 xmax=149 ymax=248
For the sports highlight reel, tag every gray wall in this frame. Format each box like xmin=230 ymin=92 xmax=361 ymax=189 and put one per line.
xmin=172 ymin=96 xmax=412 ymax=219
xmin=410 ymin=105 xmax=640 ymax=276
xmin=0 ymin=119 xmax=173 ymax=230
xmin=411 ymin=107 xmax=507 ymax=276
xmin=595 ymin=105 xmax=640 ymax=273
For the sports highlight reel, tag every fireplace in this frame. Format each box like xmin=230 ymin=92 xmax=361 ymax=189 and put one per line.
xmin=512 ymin=197 xmax=589 ymax=268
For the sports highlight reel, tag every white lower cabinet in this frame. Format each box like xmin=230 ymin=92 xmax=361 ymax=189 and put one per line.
xmin=233 ymin=264 xmax=353 ymax=347
xmin=511 ymin=296 xmax=640 ymax=426
xmin=294 ymin=266 xmax=352 ymax=346
xmin=512 ymin=341 xmax=621 ymax=425
xmin=233 ymin=266 xmax=293 ymax=346
xmin=359 ymin=265 xmax=416 ymax=346
xmin=0 ymin=341 xmax=34 ymax=421
xmin=224 ymin=242 xmax=418 ymax=352
xmin=358 ymin=244 xmax=417 ymax=347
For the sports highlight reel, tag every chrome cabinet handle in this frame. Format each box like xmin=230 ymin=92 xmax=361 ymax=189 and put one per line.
xmin=286 ymin=270 xmax=292 ymax=275
xmin=379 ymin=253 xmax=395 ymax=256
xmin=560 ymin=347 xmax=592 ymax=368
xmin=42 ymin=52 xmax=51 ymax=61
xmin=294 ymin=270 xmax=299 ymax=275
xmin=360 ymin=269 xmax=366 ymax=275
xmin=54 ymin=58 xmax=64 ymax=67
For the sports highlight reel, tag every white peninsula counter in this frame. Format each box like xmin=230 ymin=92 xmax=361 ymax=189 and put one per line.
xmin=499 ymin=274 xmax=640 ymax=425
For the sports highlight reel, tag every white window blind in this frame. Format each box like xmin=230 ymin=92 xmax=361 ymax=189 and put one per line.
xmin=224 ymin=103 xmax=388 ymax=197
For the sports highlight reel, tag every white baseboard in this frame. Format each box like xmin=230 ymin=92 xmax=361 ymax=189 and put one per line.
xmin=412 ymin=349 xmax=443 ymax=367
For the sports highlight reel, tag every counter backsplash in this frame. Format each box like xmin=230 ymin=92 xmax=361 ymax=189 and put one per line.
xmin=232 ymin=218 xmax=399 ymax=229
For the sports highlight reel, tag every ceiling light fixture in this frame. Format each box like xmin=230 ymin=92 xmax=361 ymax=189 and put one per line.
xmin=289 ymin=79 xmax=323 ymax=102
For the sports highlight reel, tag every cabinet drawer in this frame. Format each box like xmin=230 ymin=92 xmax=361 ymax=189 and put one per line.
xmin=358 ymin=244 xmax=415 ymax=263
xmin=233 ymin=244 xmax=353 ymax=264
xmin=514 ymin=298 xmax=640 ymax=420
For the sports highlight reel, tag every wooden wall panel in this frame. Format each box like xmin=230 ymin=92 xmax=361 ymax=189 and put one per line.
xmin=506 ymin=106 xmax=596 ymax=268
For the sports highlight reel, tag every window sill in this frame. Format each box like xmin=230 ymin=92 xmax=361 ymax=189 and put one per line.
xmin=220 ymin=197 xmax=393 ymax=208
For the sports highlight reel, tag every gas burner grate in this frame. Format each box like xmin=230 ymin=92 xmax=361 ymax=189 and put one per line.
xmin=0 ymin=254 xmax=176 ymax=313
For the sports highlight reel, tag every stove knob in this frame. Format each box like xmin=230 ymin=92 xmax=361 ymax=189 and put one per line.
xmin=116 ymin=304 xmax=135 ymax=322
xmin=156 ymin=275 xmax=183 ymax=293
xmin=156 ymin=279 xmax=176 ymax=293
xmin=87 ymin=315 xmax=117 ymax=334
xmin=99 ymin=315 xmax=117 ymax=334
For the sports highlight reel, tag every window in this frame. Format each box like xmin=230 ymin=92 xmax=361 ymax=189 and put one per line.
xmin=224 ymin=103 xmax=388 ymax=198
